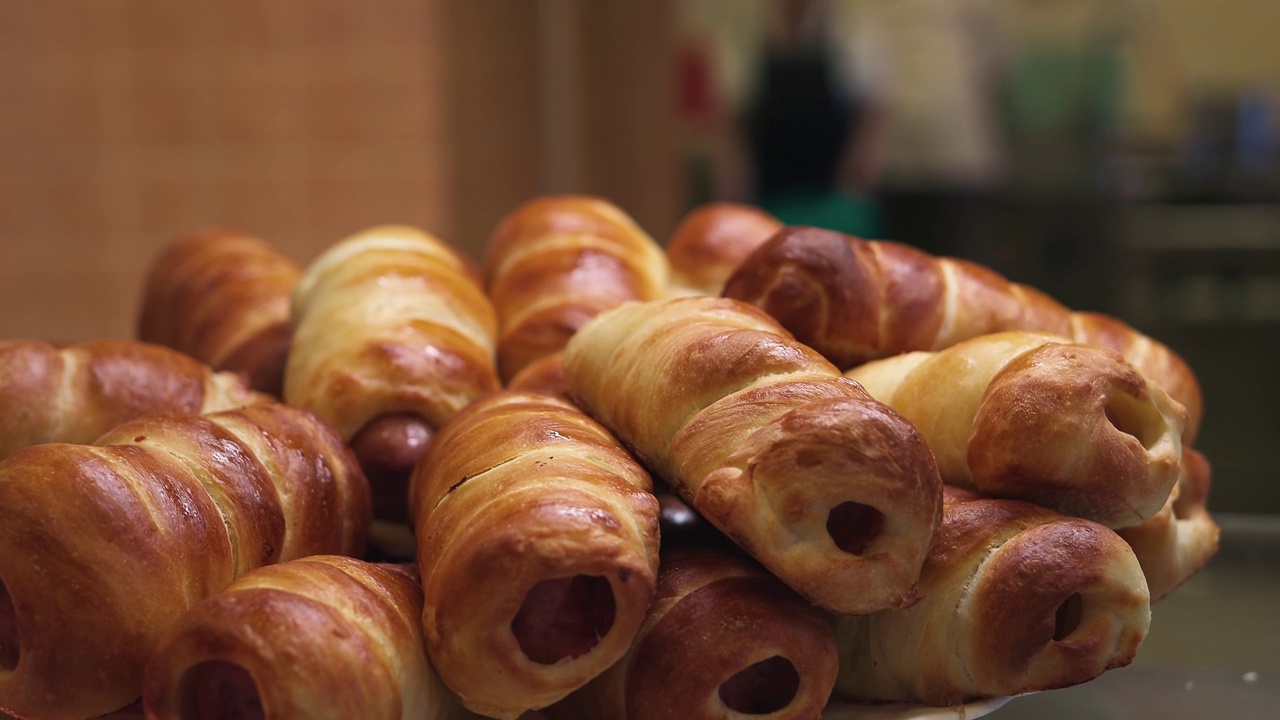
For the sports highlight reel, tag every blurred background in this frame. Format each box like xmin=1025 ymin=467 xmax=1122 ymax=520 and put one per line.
xmin=1 ymin=0 xmax=1276 ymax=511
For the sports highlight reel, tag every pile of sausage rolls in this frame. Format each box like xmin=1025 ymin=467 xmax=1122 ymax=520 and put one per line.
xmin=0 ymin=197 xmax=1218 ymax=720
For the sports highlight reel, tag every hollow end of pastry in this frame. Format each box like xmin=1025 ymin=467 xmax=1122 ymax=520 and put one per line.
xmin=511 ymin=575 xmax=617 ymax=665
xmin=177 ymin=659 xmax=267 ymax=720
xmin=1052 ymin=592 xmax=1085 ymax=643
xmin=1103 ymin=391 xmax=1170 ymax=452
xmin=972 ymin=350 xmax=1183 ymax=527
xmin=826 ymin=501 xmax=886 ymax=556
xmin=718 ymin=655 xmax=802 ymax=715
xmin=0 ymin=577 xmax=17 ymax=672
xmin=972 ymin=519 xmax=1150 ymax=693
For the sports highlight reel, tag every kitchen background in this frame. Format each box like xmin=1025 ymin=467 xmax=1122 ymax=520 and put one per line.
xmin=2 ymin=0 xmax=1277 ymax=512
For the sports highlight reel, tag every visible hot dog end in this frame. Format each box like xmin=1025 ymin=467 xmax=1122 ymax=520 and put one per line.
xmin=178 ymin=660 xmax=266 ymax=720
xmin=511 ymin=575 xmax=616 ymax=665
xmin=718 ymin=655 xmax=800 ymax=714
xmin=350 ymin=412 xmax=435 ymax=523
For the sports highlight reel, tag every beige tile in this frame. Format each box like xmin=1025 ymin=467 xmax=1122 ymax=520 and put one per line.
xmin=298 ymin=0 xmax=372 ymax=51
xmin=304 ymin=176 xmax=373 ymax=241
xmin=0 ymin=83 xmax=98 ymax=144
xmin=203 ymin=0 xmax=285 ymax=51
xmin=208 ymin=85 xmax=310 ymax=142
xmin=4 ymin=231 xmax=111 ymax=274
xmin=0 ymin=268 xmax=140 ymax=342
xmin=302 ymin=82 xmax=420 ymax=142
xmin=215 ymin=177 xmax=309 ymax=238
xmin=123 ymin=0 xmax=201 ymax=52
xmin=123 ymin=86 xmax=207 ymax=143
xmin=215 ymin=49 xmax=313 ymax=89
xmin=134 ymin=177 xmax=221 ymax=240
xmin=41 ymin=179 xmax=116 ymax=236
xmin=0 ymin=180 xmax=36 ymax=235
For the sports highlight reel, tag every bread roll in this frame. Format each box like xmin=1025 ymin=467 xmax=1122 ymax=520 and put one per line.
xmin=506 ymin=351 xmax=567 ymax=398
xmin=562 ymin=296 xmax=942 ymax=615
xmin=846 ymin=331 xmax=1185 ymax=528
xmin=0 ymin=404 xmax=370 ymax=720
xmin=0 ymin=338 xmax=264 ymax=461
xmin=1118 ymin=447 xmax=1220 ymax=601
xmin=665 ymin=202 xmax=783 ymax=297
xmin=137 ymin=228 xmax=301 ymax=396
xmin=723 ymin=226 xmax=1204 ymax=441
xmin=411 ymin=390 xmax=660 ymax=719
xmin=286 ymin=225 xmax=500 ymax=553
xmin=484 ymin=196 xmax=669 ymax=382
xmin=556 ymin=547 xmax=838 ymax=720
xmin=143 ymin=556 xmax=475 ymax=720
xmin=833 ymin=488 xmax=1151 ymax=705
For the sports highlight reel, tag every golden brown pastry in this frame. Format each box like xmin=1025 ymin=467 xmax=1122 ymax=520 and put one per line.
xmin=562 ymin=296 xmax=942 ymax=615
xmin=411 ymin=390 xmax=661 ymax=719
xmin=143 ymin=556 xmax=476 ymax=720
xmin=846 ymin=331 xmax=1186 ymax=528
xmin=0 ymin=338 xmax=264 ymax=461
xmin=286 ymin=224 xmax=501 ymax=553
xmin=832 ymin=487 xmax=1151 ymax=706
xmin=137 ymin=227 xmax=302 ymax=396
xmin=506 ymin=351 xmax=568 ymax=398
xmin=664 ymin=202 xmax=783 ymax=297
xmin=554 ymin=546 xmax=838 ymax=720
xmin=723 ymin=226 xmax=1204 ymax=441
xmin=0 ymin=404 xmax=370 ymax=720
xmin=483 ymin=196 xmax=669 ymax=383
xmin=1118 ymin=447 xmax=1220 ymax=601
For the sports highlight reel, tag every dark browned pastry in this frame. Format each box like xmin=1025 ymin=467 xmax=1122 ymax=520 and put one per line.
xmin=562 ymin=296 xmax=942 ymax=615
xmin=847 ymin=331 xmax=1186 ymax=528
xmin=833 ymin=488 xmax=1151 ymax=705
xmin=554 ymin=546 xmax=838 ymax=720
xmin=664 ymin=202 xmax=783 ymax=297
xmin=0 ymin=404 xmax=370 ymax=720
xmin=723 ymin=226 xmax=1204 ymax=441
xmin=0 ymin=338 xmax=265 ymax=461
xmin=286 ymin=224 xmax=501 ymax=555
xmin=1118 ymin=447 xmax=1220 ymax=601
xmin=137 ymin=228 xmax=302 ymax=396
xmin=483 ymin=196 xmax=669 ymax=383
xmin=411 ymin=390 xmax=661 ymax=719
xmin=143 ymin=556 xmax=476 ymax=720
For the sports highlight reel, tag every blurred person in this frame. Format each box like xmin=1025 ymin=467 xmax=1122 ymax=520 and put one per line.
xmin=676 ymin=0 xmax=882 ymax=236
xmin=839 ymin=0 xmax=1011 ymax=260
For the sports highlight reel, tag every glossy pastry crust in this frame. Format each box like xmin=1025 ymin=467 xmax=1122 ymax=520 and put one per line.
xmin=286 ymin=225 xmax=500 ymax=548
xmin=411 ymin=390 xmax=660 ymax=719
xmin=0 ymin=338 xmax=264 ymax=461
xmin=287 ymin=224 xmax=501 ymax=440
xmin=137 ymin=227 xmax=301 ymax=396
xmin=562 ymin=296 xmax=942 ymax=615
xmin=506 ymin=351 xmax=567 ymax=398
xmin=483 ymin=196 xmax=669 ymax=382
xmin=143 ymin=557 xmax=472 ymax=720
xmin=0 ymin=404 xmax=370 ymax=720
xmin=847 ymin=331 xmax=1186 ymax=528
xmin=557 ymin=546 xmax=839 ymax=720
xmin=834 ymin=490 xmax=1151 ymax=705
xmin=1118 ymin=447 xmax=1220 ymax=601
xmin=723 ymin=226 xmax=1204 ymax=441
xmin=664 ymin=202 xmax=783 ymax=297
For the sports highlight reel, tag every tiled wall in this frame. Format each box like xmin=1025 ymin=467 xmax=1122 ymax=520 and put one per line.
xmin=0 ymin=0 xmax=455 ymax=342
